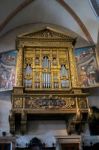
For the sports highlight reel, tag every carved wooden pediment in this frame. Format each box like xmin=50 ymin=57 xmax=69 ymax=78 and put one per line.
xmin=18 ymin=27 xmax=75 ymax=41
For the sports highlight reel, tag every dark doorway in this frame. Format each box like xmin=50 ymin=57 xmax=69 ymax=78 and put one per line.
xmin=93 ymin=143 xmax=99 ymax=150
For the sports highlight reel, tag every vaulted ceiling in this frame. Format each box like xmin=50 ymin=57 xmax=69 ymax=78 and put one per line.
xmin=0 ymin=0 xmax=99 ymax=45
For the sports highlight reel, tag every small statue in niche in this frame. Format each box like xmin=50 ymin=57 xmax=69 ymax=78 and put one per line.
xmin=35 ymin=56 xmax=40 ymax=65
xmin=79 ymin=66 xmax=89 ymax=87
xmin=52 ymin=57 xmax=57 ymax=66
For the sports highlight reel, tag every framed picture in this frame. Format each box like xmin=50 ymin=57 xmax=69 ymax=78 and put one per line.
xmin=0 ymin=50 xmax=17 ymax=91
xmin=74 ymin=46 xmax=99 ymax=88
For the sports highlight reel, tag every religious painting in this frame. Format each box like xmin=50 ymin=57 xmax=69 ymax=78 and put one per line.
xmin=75 ymin=46 xmax=99 ymax=87
xmin=0 ymin=50 xmax=17 ymax=91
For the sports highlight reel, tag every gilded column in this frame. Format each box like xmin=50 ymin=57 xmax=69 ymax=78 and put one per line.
xmin=69 ymin=46 xmax=79 ymax=88
xmin=16 ymin=47 xmax=23 ymax=87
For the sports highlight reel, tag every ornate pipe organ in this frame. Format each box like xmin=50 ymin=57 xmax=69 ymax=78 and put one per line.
xmin=9 ymin=27 xmax=90 ymax=134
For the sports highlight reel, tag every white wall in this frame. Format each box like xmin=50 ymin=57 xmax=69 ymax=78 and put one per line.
xmin=0 ymin=91 xmax=11 ymax=134
xmin=27 ymin=120 xmax=67 ymax=136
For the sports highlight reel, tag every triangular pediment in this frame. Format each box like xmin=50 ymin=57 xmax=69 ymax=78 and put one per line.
xmin=19 ymin=27 xmax=75 ymax=41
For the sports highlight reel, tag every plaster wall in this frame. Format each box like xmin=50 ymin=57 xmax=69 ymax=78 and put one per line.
xmin=0 ymin=91 xmax=11 ymax=134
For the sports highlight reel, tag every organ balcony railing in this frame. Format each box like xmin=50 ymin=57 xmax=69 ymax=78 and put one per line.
xmin=11 ymin=93 xmax=90 ymax=115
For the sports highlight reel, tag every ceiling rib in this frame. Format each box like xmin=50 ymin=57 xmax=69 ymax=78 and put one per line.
xmin=0 ymin=0 xmax=35 ymax=33
xmin=56 ymin=0 xmax=94 ymax=44
xmin=0 ymin=0 xmax=95 ymax=44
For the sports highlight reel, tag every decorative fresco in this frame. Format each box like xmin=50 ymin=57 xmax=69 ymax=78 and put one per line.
xmin=0 ymin=50 xmax=17 ymax=91
xmin=75 ymin=46 xmax=99 ymax=87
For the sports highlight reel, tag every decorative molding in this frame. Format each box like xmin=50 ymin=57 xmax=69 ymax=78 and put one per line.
xmin=21 ymin=27 xmax=75 ymax=41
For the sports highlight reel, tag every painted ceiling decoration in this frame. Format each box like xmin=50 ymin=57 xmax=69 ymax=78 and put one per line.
xmin=0 ymin=0 xmax=98 ymax=44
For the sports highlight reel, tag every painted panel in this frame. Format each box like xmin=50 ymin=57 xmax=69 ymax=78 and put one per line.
xmin=75 ymin=46 xmax=99 ymax=87
xmin=0 ymin=50 xmax=17 ymax=91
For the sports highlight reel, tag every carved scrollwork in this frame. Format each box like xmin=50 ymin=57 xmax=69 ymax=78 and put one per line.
xmin=25 ymin=96 xmax=76 ymax=109
xmin=13 ymin=97 xmax=23 ymax=108
xmin=78 ymin=98 xmax=87 ymax=109
xmin=24 ymin=57 xmax=33 ymax=65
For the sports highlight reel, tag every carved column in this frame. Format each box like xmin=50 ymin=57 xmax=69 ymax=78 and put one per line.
xmin=69 ymin=47 xmax=79 ymax=88
xmin=16 ymin=46 xmax=23 ymax=87
xmin=21 ymin=112 xmax=27 ymax=134
xmin=67 ymin=116 xmax=76 ymax=135
xmin=76 ymin=97 xmax=81 ymax=121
